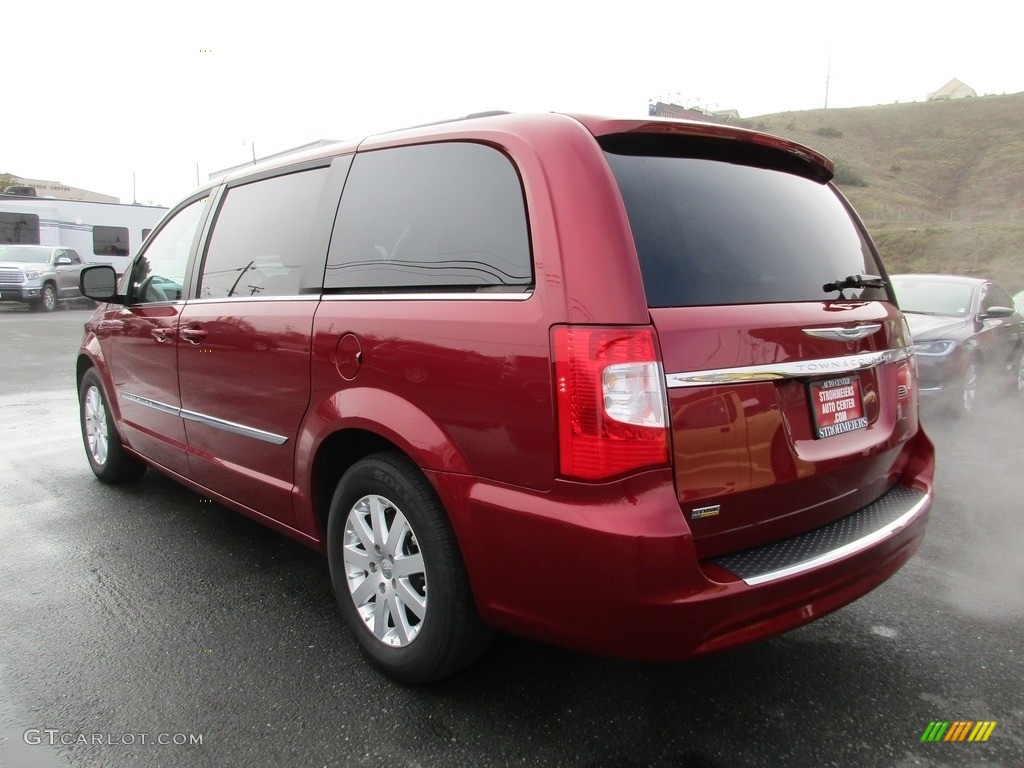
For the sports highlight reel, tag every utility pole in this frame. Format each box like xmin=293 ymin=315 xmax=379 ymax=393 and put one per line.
xmin=824 ymin=50 xmax=832 ymax=109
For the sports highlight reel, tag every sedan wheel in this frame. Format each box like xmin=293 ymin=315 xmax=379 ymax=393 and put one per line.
xmin=960 ymin=361 xmax=979 ymax=415
xmin=327 ymin=453 xmax=490 ymax=683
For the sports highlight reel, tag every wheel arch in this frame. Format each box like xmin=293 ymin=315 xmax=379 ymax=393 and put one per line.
xmin=299 ymin=388 xmax=472 ymax=544
xmin=76 ymin=350 xmax=130 ymax=442
xmin=76 ymin=352 xmax=95 ymax=389
xmin=309 ymin=428 xmax=405 ymax=544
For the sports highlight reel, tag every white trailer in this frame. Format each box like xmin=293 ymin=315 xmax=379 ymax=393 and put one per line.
xmin=0 ymin=194 xmax=168 ymax=275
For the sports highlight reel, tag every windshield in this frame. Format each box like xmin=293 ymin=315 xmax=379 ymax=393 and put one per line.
xmin=0 ymin=246 xmax=50 ymax=264
xmin=603 ymin=148 xmax=890 ymax=307
xmin=890 ymin=277 xmax=974 ymax=317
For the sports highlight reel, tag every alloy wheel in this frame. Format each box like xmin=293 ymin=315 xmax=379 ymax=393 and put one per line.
xmin=42 ymin=284 xmax=57 ymax=311
xmin=343 ymin=494 xmax=428 ymax=647
xmin=962 ymin=362 xmax=978 ymax=414
xmin=84 ymin=385 xmax=109 ymax=466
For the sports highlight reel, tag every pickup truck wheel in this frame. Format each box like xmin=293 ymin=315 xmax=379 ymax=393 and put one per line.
xmin=79 ymin=369 xmax=146 ymax=483
xmin=39 ymin=282 xmax=58 ymax=312
xmin=326 ymin=453 xmax=491 ymax=683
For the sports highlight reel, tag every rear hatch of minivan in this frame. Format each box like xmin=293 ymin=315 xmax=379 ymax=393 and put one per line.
xmin=601 ymin=130 xmax=920 ymax=560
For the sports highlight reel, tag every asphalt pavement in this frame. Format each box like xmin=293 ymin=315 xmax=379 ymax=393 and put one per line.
xmin=0 ymin=306 xmax=1021 ymax=768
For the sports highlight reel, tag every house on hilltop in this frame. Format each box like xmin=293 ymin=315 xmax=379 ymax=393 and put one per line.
xmin=648 ymin=101 xmax=740 ymax=124
xmin=927 ymin=78 xmax=977 ymax=101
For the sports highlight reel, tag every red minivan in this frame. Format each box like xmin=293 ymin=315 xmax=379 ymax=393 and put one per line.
xmin=77 ymin=112 xmax=933 ymax=682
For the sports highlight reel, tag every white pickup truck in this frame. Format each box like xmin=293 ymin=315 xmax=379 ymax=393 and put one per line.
xmin=0 ymin=244 xmax=88 ymax=311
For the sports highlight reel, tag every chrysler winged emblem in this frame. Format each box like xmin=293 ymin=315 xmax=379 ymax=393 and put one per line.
xmin=803 ymin=324 xmax=881 ymax=342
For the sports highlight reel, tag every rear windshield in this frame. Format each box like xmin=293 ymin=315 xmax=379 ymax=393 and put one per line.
xmin=604 ymin=148 xmax=890 ymax=307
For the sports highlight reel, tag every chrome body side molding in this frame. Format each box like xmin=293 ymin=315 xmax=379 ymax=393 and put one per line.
xmin=122 ymin=393 xmax=288 ymax=445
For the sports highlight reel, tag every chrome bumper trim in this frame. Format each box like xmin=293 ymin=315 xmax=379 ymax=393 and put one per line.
xmin=712 ymin=485 xmax=930 ymax=586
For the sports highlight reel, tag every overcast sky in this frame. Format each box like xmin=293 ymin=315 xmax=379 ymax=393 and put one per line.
xmin=5 ymin=0 xmax=1021 ymax=208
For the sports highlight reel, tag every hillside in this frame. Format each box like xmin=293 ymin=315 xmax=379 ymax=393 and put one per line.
xmin=746 ymin=92 xmax=1024 ymax=292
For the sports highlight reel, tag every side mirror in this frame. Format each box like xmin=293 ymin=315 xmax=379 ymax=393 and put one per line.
xmin=56 ymin=256 xmax=72 ymax=265
xmin=980 ymin=306 xmax=1014 ymax=321
xmin=80 ymin=265 xmax=123 ymax=303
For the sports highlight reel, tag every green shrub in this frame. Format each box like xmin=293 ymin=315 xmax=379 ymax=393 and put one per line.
xmin=834 ymin=161 xmax=867 ymax=187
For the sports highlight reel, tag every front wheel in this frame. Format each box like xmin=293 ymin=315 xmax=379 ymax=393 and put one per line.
xmin=32 ymin=283 xmax=58 ymax=312
xmin=326 ymin=453 xmax=490 ymax=683
xmin=955 ymin=360 xmax=979 ymax=417
xmin=79 ymin=369 xmax=146 ymax=483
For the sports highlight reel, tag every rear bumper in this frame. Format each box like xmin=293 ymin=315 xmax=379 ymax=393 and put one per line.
xmin=433 ymin=431 xmax=933 ymax=662
xmin=712 ymin=485 xmax=928 ymax=585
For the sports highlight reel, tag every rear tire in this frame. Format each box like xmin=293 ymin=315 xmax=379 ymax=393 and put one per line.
xmin=326 ymin=453 xmax=491 ymax=683
xmin=79 ymin=368 xmax=147 ymax=483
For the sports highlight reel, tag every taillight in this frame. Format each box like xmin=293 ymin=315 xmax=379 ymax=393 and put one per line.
xmin=896 ymin=361 xmax=912 ymax=401
xmin=895 ymin=356 xmax=918 ymax=438
xmin=552 ymin=326 xmax=669 ymax=480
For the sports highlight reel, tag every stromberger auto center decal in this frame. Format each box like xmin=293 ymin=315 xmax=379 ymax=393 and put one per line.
xmin=811 ymin=375 xmax=868 ymax=439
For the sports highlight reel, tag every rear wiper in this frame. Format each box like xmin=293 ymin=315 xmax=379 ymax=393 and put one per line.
xmin=823 ymin=274 xmax=887 ymax=294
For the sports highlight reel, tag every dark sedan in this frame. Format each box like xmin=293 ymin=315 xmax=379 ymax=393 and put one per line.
xmin=891 ymin=274 xmax=1024 ymax=415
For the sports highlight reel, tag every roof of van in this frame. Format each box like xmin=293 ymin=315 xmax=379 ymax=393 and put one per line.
xmin=208 ymin=111 xmax=835 ymax=190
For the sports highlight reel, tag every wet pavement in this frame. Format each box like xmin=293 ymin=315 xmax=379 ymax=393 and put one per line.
xmin=0 ymin=307 xmax=1021 ymax=767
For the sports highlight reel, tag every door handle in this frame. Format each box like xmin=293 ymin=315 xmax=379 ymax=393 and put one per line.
xmin=179 ymin=327 xmax=208 ymax=344
xmin=152 ymin=327 xmax=176 ymax=343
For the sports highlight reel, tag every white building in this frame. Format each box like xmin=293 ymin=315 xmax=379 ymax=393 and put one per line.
xmin=4 ymin=176 xmax=119 ymax=203
xmin=927 ymin=78 xmax=977 ymax=101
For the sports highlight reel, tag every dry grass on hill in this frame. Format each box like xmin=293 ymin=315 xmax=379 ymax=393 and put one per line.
xmin=747 ymin=92 xmax=1024 ymax=291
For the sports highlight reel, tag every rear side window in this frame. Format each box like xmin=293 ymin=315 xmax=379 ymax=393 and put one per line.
xmin=604 ymin=149 xmax=889 ymax=307
xmin=325 ymin=142 xmax=532 ymax=292
xmin=199 ymin=167 xmax=329 ymax=299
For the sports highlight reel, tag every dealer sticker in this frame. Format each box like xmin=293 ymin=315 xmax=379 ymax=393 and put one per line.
xmin=810 ymin=375 xmax=868 ymax=438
